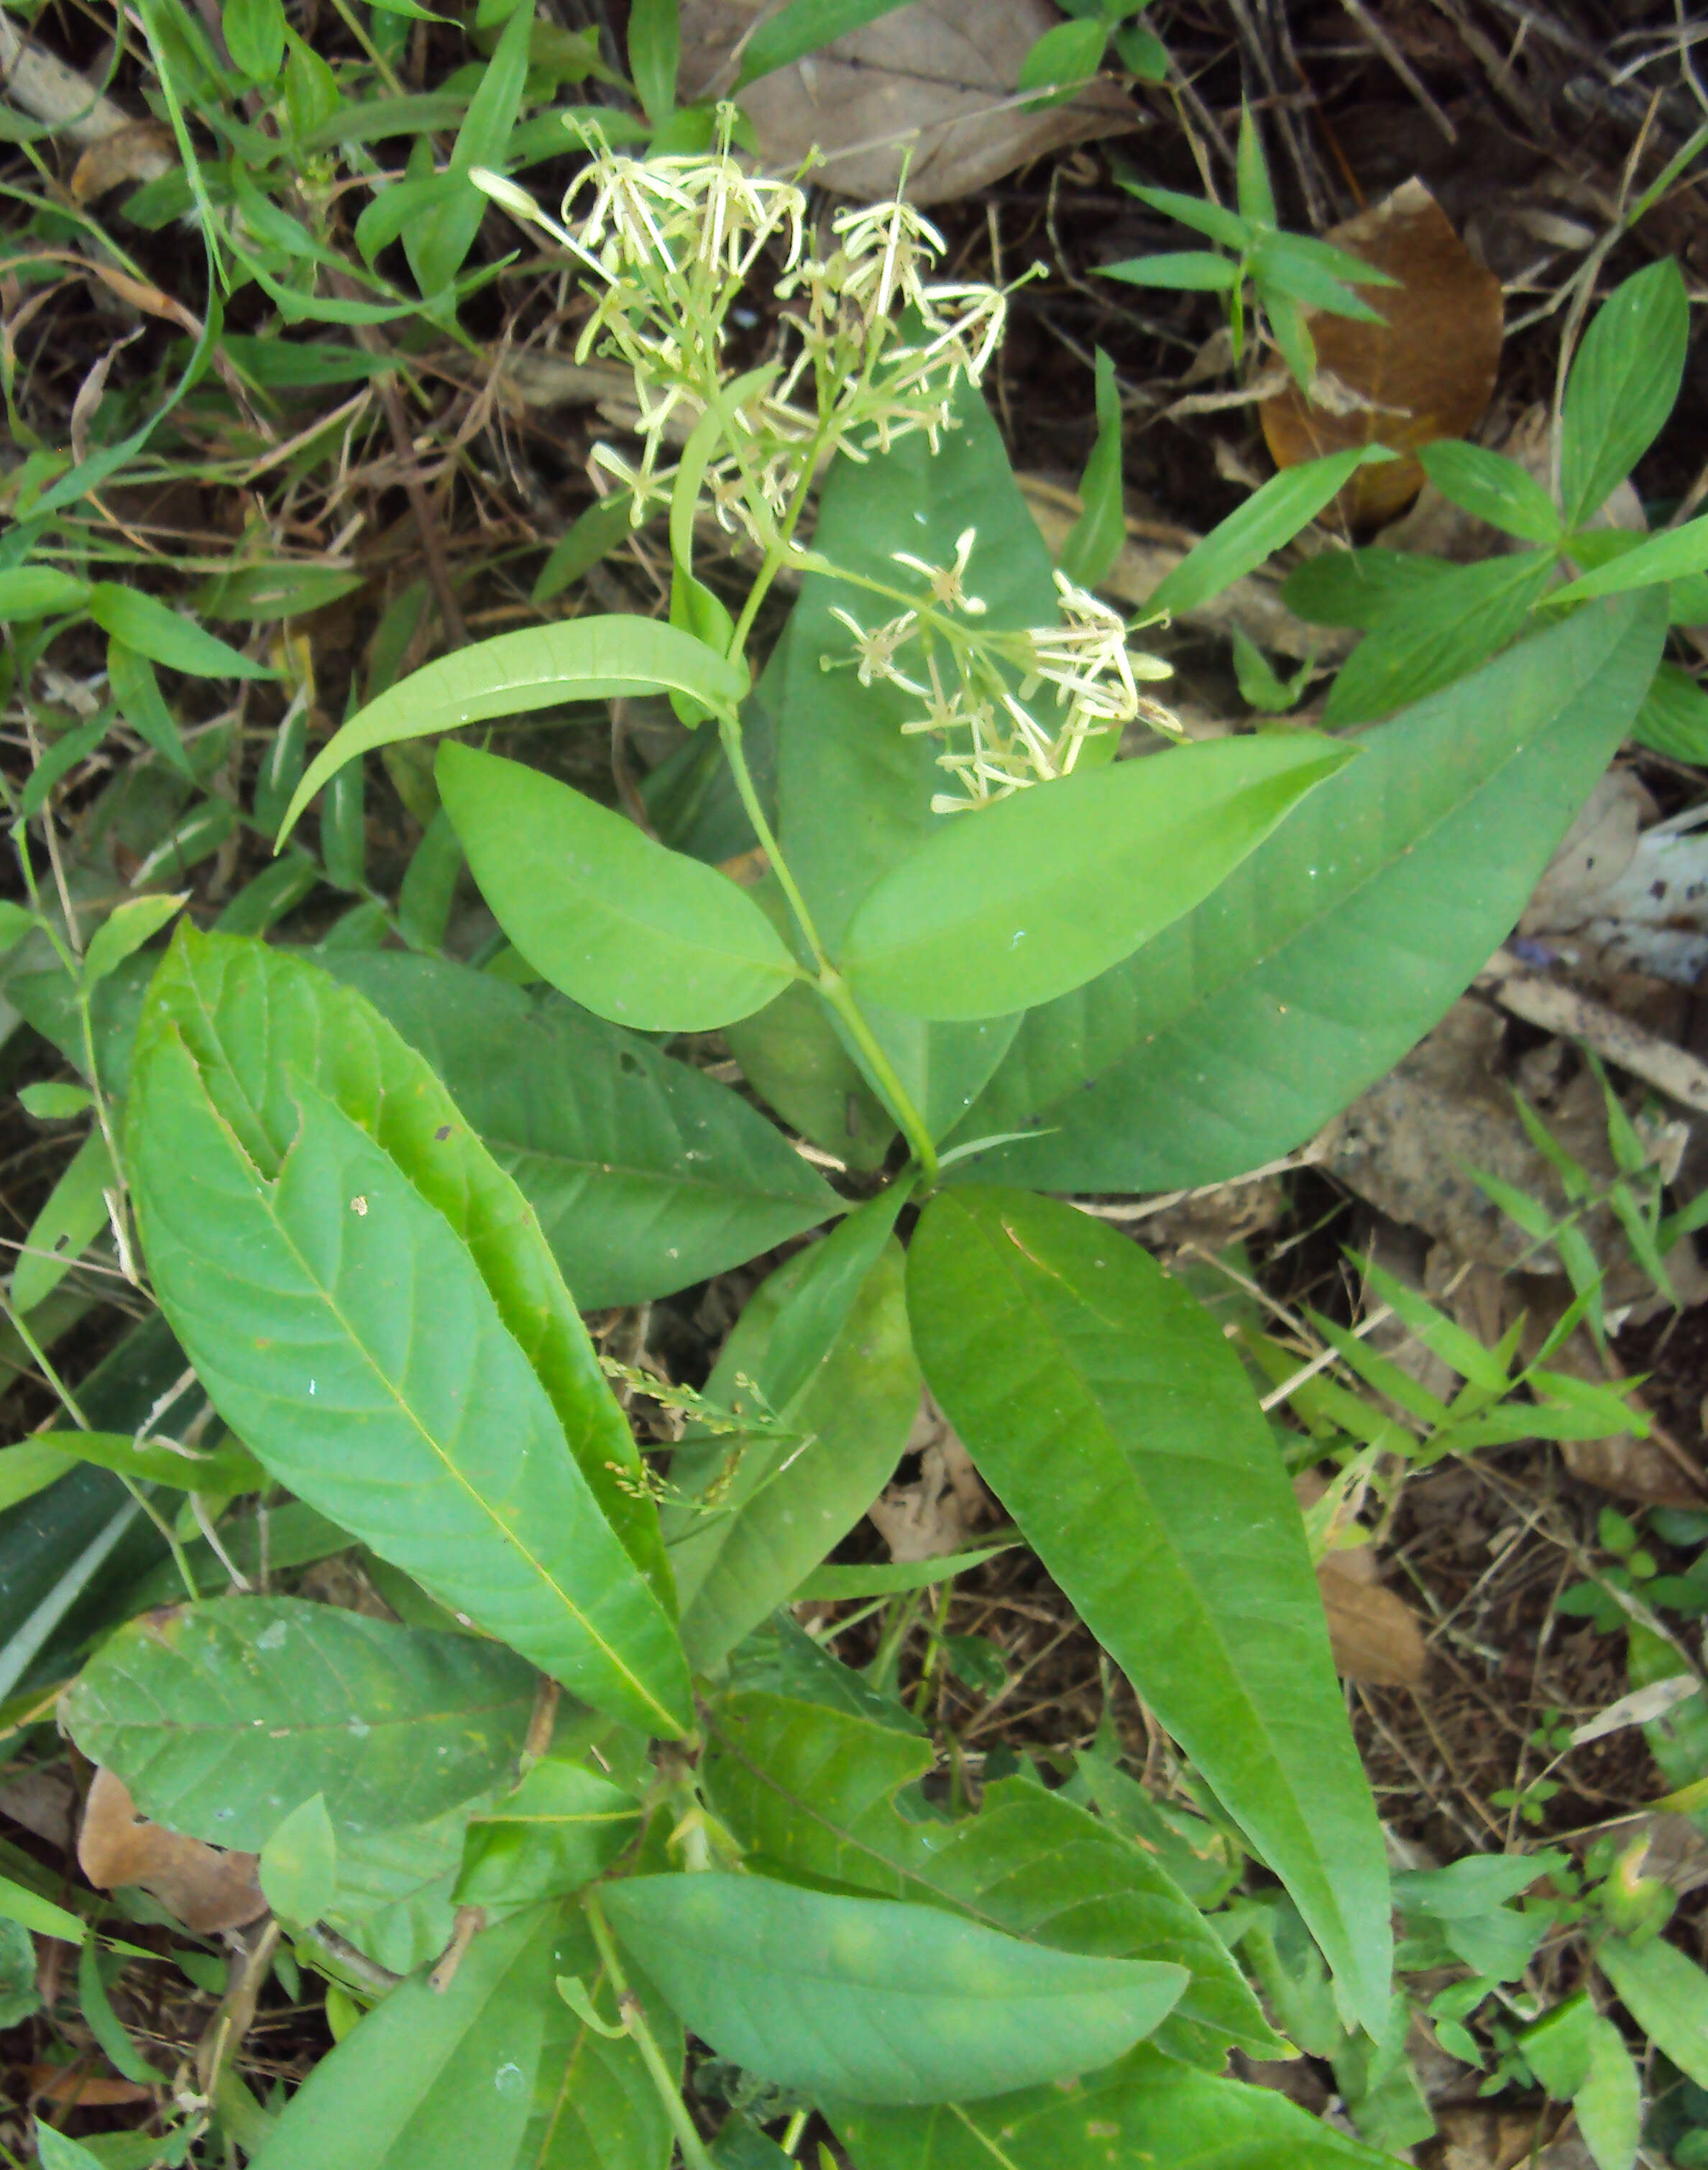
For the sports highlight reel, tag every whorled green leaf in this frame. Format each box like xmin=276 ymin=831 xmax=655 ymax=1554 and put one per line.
xmin=1144 ymin=451 xmax=1379 ymax=619
xmin=600 ymin=1872 xmax=1185 ymax=2107
xmin=321 ymin=952 xmax=836 ymax=1307
xmin=63 ymin=1597 xmax=536 ymax=1849
xmin=906 ymin=1187 xmax=1391 ymax=2036
xmin=439 ymin=745 xmax=799 ymax=1033
xmin=1417 ymin=441 xmax=1561 ymax=544
xmin=702 ymin=1690 xmax=1285 ymax=2069
xmin=127 ymin=930 xmax=689 ymax=1736
xmin=835 ymin=2043 xmax=1397 ymax=2170
xmin=522 ymin=1908 xmax=677 ymax=2170
xmin=1553 ymin=510 xmax=1708 ymax=603
xmin=277 ymin=616 xmax=748 ymax=843
xmin=1633 ymin=660 xmax=1708 ymax=764
xmin=955 ymin=594 xmax=1666 ymax=1191
xmin=250 ymin=1904 xmax=562 ymax=2170
xmin=1561 ymin=259 xmax=1689 ymax=530
xmin=664 ymin=1192 xmax=919 ymax=1670
xmin=840 ymin=736 xmax=1351 ymax=1020
xmin=455 ymin=1757 xmax=641 ymax=1912
xmin=1323 ymin=549 xmax=1553 ymax=726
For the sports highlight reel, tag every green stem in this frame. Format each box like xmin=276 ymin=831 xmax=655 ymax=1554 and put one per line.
xmin=584 ymin=1892 xmax=716 ymax=2170
xmin=816 ymin=969 xmax=939 ymax=1185
xmin=714 ymin=712 xmax=939 ymax=1184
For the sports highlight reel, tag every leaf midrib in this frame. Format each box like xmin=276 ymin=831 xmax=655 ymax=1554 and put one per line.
xmin=947 ymin=1205 xmax=1354 ymax=1960
xmin=1027 ymin=613 xmax=1639 ymax=1109
xmin=164 ymin=1043 xmax=679 ymax=1732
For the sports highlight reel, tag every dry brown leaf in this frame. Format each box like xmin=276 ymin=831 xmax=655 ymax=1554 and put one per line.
xmin=1260 ymin=179 xmax=1504 ymax=528
xmin=1423 ymin=2104 xmax=1562 ymax=2170
xmin=868 ymin=1395 xmax=994 ymax=1562
xmin=26 ymin=2068 xmax=156 ymax=2106
xmin=1519 ymin=770 xmax=1653 ymax=937
xmin=1317 ymin=1552 xmax=1429 ymax=1686
xmin=86 ymin=262 xmax=203 ymax=337
xmin=679 ymin=0 xmax=1133 ymax=205
xmin=70 ymin=121 xmax=175 ymax=202
xmin=1295 ymin=1473 xmax=1428 ymax=1685
xmin=1559 ymin=1430 xmax=1707 ymax=1509
xmin=78 ymin=1767 xmax=266 ymax=1936
xmin=0 ymin=1764 xmax=78 ymax=1849
xmin=1320 ymin=1002 xmax=1625 ymax=1273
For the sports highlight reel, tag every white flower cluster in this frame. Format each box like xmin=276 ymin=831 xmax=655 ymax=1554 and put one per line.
xmin=472 ymin=116 xmax=1015 ymax=550
xmin=828 ymin=531 xmax=1176 ymax=812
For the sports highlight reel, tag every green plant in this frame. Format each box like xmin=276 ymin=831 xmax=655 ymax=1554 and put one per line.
xmin=1282 ymin=257 xmax=1708 ymax=743
xmin=6 ymin=67 xmax=1708 ymax=2170
xmin=1100 ymin=104 xmax=1397 ymax=392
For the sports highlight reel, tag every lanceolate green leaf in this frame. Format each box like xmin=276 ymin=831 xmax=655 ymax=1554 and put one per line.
xmin=250 ymin=1905 xmax=562 ymax=2170
xmin=1595 ymin=1931 xmax=1708 ymax=2088
xmin=63 ymin=1597 xmax=535 ymax=1850
xmin=840 ymin=736 xmax=1351 ymax=1020
xmin=702 ymin=1690 xmax=1285 ymax=2069
xmin=322 ymin=953 xmax=837 ymax=1307
xmin=87 ymin=582 xmax=275 ymax=679
xmin=1323 ymin=549 xmax=1553 ymax=725
xmin=1145 ymin=451 xmax=1377 ymax=619
xmin=134 ymin=930 xmax=667 ymax=1587
xmin=127 ymin=935 xmax=689 ymax=1736
xmin=600 ymin=1873 xmax=1185 ymax=2106
xmin=1553 ymin=510 xmax=1708 ymax=603
xmin=1560 ymin=258 xmax=1689 ymax=529
xmin=835 ymin=2044 xmax=1397 ymax=2170
xmin=666 ymin=1223 xmax=921 ymax=1672
xmin=277 ymin=617 xmax=748 ymax=843
xmin=956 ymin=595 xmax=1666 ymax=1191
xmin=906 ymin=1188 xmax=1391 ymax=2036
xmin=439 ymin=745 xmax=799 ymax=1033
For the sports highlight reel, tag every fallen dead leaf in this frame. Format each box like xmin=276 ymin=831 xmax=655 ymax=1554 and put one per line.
xmin=70 ymin=120 xmax=175 ymax=202
xmin=1317 ymin=1552 xmax=1430 ymax=1687
xmin=1260 ymin=179 xmax=1504 ymax=529
xmin=1520 ymin=769 xmax=1653 ymax=938
xmin=868 ymin=1396 xmax=995 ymax=1562
xmin=0 ymin=1764 xmax=78 ymax=1850
xmin=1422 ymin=2103 xmax=1563 ymax=2170
xmin=679 ymin=0 xmax=1133 ymax=204
xmin=78 ymin=1767 xmax=266 ymax=1936
xmin=1558 ymin=1429 xmax=1707 ymax=1508
xmin=1295 ymin=1475 xmax=1428 ymax=1685
xmin=1319 ymin=1002 xmax=1620 ymax=1272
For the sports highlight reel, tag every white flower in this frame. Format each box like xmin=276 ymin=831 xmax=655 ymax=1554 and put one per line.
xmin=827 ymin=605 xmax=925 ymax=691
xmin=891 ymin=527 xmax=986 ymax=615
xmin=831 ymin=196 xmax=949 ymax=321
